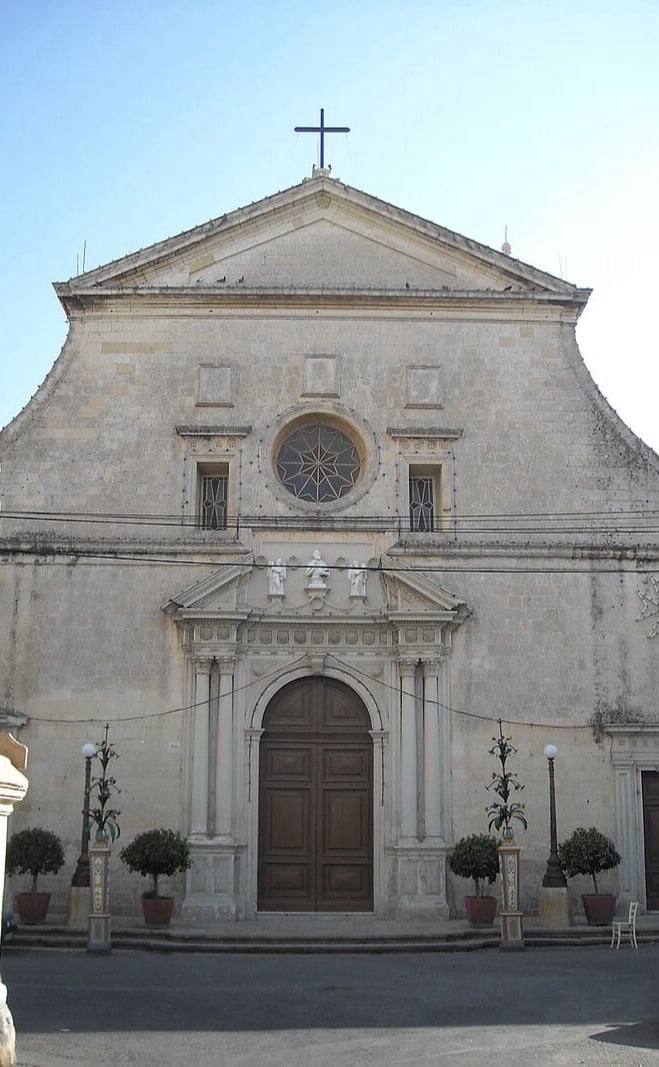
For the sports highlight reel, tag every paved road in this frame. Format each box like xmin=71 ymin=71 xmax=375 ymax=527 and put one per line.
xmin=2 ymin=944 xmax=659 ymax=1066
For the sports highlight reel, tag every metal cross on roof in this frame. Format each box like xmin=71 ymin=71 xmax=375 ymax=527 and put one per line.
xmin=294 ymin=108 xmax=350 ymax=170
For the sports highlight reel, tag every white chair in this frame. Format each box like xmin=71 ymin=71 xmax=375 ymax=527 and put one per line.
xmin=610 ymin=901 xmax=639 ymax=949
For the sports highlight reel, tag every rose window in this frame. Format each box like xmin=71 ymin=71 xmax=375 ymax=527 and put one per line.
xmin=276 ymin=422 xmax=361 ymax=503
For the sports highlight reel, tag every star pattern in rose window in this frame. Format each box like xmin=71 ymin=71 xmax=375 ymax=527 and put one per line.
xmin=276 ymin=424 xmax=361 ymax=503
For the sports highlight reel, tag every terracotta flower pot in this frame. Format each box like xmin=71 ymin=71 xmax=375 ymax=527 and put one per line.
xmin=465 ymin=895 xmax=497 ymax=927
xmin=582 ymin=893 xmax=616 ymax=926
xmin=142 ymin=896 xmax=174 ymax=927
xmin=15 ymin=892 xmax=51 ymax=925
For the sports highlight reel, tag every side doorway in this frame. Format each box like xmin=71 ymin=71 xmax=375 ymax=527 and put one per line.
xmin=258 ymin=676 xmax=373 ymax=912
xmin=642 ymin=771 xmax=659 ymax=910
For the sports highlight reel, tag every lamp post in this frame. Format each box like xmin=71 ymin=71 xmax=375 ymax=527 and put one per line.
xmin=542 ymin=744 xmax=567 ymax=888
xmin=71 ymin=743 xmax=97 ymax=887
xmin=68 ymin=743 xmax=96 ymax=928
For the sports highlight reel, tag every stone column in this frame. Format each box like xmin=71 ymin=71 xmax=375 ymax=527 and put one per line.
xmin=422 ymin=658 xmax=442 ymax=841
xmin=398 ymin=658 xmax=418 ymax=840
xmin=0 ymin=736 xmax=29 ymax=1067
xmin=215 ymin=656 xmax=235 ymax=840
xmin=191 ymin=657 xmax=212 ymax=836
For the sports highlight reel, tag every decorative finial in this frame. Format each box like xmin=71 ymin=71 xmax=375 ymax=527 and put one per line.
xmin=501 ymin=225 xmax=512 ymax=256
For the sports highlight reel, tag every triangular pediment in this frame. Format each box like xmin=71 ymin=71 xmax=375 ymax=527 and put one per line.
xmin=55 ymin=176 xmax=587 ymax=308
xmin=163 ymin=551 xmax=469 ymax=628
xmin=380 ymin=558 xmax=469 ymax=624
xmin=163 ymin=554 xmax=253 ymax=617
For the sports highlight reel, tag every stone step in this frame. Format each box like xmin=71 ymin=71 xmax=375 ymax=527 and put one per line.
xmin=5 ymin=922 xmax=658 ymax=954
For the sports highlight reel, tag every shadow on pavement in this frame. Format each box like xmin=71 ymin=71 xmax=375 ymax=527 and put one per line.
xmin=591 ymin=1019 xmax=659 ymax=1051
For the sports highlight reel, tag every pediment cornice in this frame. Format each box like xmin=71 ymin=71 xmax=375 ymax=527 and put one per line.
xmin=380 ymin=569 xmax=469 ymax=629
xmin=163 ymin=552 xmax=470 ymax=632
xmin=53 ymin=175 xmax=588 ymax=316
xmin=54 ymin=284 xmax=589 ymax=319
xmin=163 ymin=553 xmax=253 ymax=619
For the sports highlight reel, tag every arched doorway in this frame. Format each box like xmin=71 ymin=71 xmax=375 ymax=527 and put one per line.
xmin=258 ymin=677 xmax=373 ymax=911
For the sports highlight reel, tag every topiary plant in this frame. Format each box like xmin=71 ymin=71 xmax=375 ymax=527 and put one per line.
xmin=120 ymin=828 xmax=190 ymax=899
xmin=558 ymin=826 xmax=621 ymax=894
xmin=6 ymin=827 xmax=65 ymax=894
xmin=449 ymin=833 xmax=499 ymax=897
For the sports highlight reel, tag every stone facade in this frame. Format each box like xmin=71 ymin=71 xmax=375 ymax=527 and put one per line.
xmin=1 ymin=173 xmax=659 ymax=922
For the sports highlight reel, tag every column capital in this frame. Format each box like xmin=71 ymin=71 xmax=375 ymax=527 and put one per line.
xmin=217 ymin=655 xmax=236 ymax=674
xmin=421 ymin=657 xmax=442 ymax=677
xmin=397 ymin=657 xmax=418 ymax=678
xmin=193 ymin=655 xmax=214 ymax=672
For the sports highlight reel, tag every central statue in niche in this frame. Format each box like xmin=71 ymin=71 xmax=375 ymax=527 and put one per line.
xmin=305 ymin=549 xmax=330 ymax=590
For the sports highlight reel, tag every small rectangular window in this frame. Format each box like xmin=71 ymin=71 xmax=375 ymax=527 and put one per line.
xmin=409 ymin=473 xmax=435 ymax=532
xmin=200 ymin=472 xmax=228 ymax=530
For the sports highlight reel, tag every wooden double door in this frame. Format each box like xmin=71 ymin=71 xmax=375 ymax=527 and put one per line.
xmin=258 ymin=677 xmax=373 ymax=911
xmin=643 ymin=772 xmax=659 ymax=910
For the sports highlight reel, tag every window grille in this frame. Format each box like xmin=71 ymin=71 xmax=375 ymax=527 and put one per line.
xmin=201 ymin=474 xmax=228 ymax=530
xmin=409 ymin=475 xmax=434 ymax=532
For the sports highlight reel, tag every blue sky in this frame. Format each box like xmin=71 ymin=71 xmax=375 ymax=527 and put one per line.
xmin=1 ymin=0 xmax=658 ymax=446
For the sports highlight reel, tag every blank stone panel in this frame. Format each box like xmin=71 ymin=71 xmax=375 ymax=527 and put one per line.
xmin=302 ymin=354 xmax=340 ymax=396
xmin=424 ymin=859 xmax=442 ymax=895
xmin=406 ymin=365 xmax=443 ymax=408
xmin=213 ymin=855 xmax=231 ymax=894
xmin=197 ymin=364 xmax=234 ymax=406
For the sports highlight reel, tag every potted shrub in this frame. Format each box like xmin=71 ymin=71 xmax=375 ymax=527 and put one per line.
xmin=6 ymin=827 xmax=65 ymax=924
xmin=449 ymin=833 xmax=499 ymax=926
xmin=120 ymin=828 xmax=190 ymax=927
xmin=558 ymin=826 xmax=621 ymax=925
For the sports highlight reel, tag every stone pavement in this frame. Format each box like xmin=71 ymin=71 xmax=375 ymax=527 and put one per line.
xmin=2 ymin=942 xmax=659 ymax=1066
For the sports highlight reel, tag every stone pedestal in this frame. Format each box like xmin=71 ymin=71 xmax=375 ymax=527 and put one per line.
xmin=88 ymin=839 xmax=111 ymax=954
xmin=537 ymin=885 xmax=571 ymax=928
xmin=499 ymin=842 xmax=524 ymax=950
xmin=0 ymin=735 xmax=29 ymax=1067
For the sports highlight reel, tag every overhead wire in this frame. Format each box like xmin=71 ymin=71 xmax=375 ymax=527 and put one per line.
xmin=4 ymin=505 xmax=659 ymax=537
xmin=20 ymin=650 xmax=654 ymax=736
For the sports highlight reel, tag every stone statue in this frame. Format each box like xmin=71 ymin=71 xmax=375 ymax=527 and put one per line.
xmin=348 ymin=561 xmax=367 ymax=598
xmin=267 ymin=559 xmax=286 ymax=597
xmin=305 ymin=549 xmax=330 ymax=590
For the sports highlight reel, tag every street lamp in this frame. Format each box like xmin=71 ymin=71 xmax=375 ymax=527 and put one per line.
xmin=71 ymin=743 xmax=97 ymax=888
xmin=542 ymin=744 xmax=567 ymax=888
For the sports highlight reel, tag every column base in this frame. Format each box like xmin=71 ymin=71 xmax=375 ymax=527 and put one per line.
xmin=500 ymin=910 xmax=524 ymax=948
xmin=68 ymin=885 xmax=90 ymax=929
xmin=390 ymin=845 xmax=450 ymax=919
xmin=88 ymin=913 xmax=111 ymax=954
xmin=537 ymin=885 xmax=572 ymax=928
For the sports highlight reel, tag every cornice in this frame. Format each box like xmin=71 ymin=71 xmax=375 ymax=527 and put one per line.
xmin=175 ymin=425 xmax=252 ymax=437
xmin=53 ymin=285 xmax=590 ymax=320
xmin=387 ymin=427 xmax=463 ymax=440
xmin=3 ymin=535 xmax=659 ymax=565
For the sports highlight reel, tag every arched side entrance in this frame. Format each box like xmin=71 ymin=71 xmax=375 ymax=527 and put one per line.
xmin=258 ymin=676 xmax=373 ymax=912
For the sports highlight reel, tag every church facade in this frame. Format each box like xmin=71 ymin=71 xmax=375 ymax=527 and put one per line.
xmin=2 ymin=170 xmax=659 ymax=923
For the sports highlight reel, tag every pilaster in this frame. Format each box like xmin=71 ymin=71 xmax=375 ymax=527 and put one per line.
xmin=190 ymin=657 xmax=212 ymax=836
xmin=215 ymin=656 xmax=235 ymax=840
xmin=398 ymin=657 xmax=418 ymax=841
